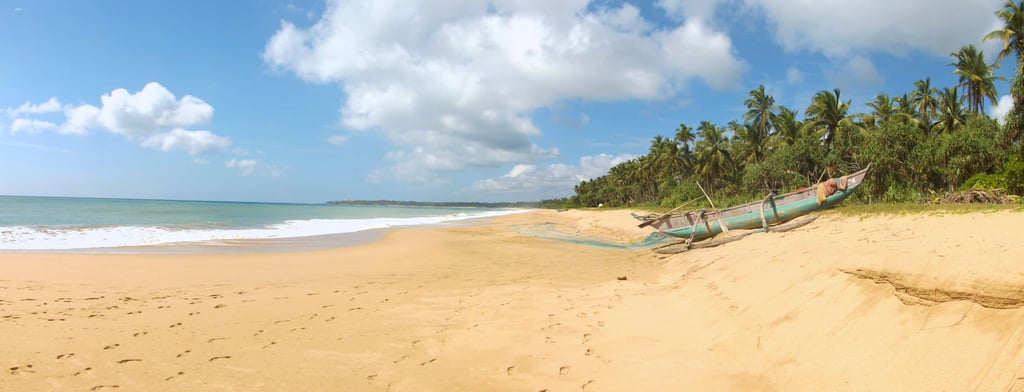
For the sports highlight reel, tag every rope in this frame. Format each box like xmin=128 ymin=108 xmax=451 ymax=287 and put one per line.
xmin=759 ymin=192 xmax=773 ymax=231
xmin=685 ymin=209 xmax=706 ymax=249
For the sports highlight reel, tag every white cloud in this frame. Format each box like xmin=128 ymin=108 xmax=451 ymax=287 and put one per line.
xmin=470 ymin=153 xmax=635 ymax=198
xmin=657 ymin=0 xmax=727 ymax=21
xmin=9 ymin=97 xmax=62 ymax=116
xmin=991 ymin=94 xmax=1013 ymax=124
xmin=60 ymin=104 xmax=101 ymax=135
xmin=78 ymin=82 xmax=215 ymax=138
xmin=224 ymin=158 xmax=288 ymax=177
xmin=10 ymin=118 xmax=57 ymax=134
xmin=748 ymin=0 xmax=1003 ymax=57
xmin=141 ymin=128 xmax=232 ymax=155
xmin=827 ymin=55 xmax=883 ymax=90
xmin=785 ymin=66 xmax=803 ymax=84
xmin=264 ymin=0 xmax=745 ymax=181
xmin=225 ymin=159 xmax=260 ymax=176
xmin=2 ymin=82 xmax=233 ymax=154
xmin=327 ymin=135 xmax=349 ymax=145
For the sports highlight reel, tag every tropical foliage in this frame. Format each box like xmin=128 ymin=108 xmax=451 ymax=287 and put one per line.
xmin=549 ymin=3 xmax=1024 ymax=209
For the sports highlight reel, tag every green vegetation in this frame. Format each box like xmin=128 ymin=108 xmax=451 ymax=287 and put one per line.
xmin=543 ymin=2 xmax=1024 ymax=211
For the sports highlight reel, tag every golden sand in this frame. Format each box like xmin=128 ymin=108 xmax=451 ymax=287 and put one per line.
xmin=2 ymin=209 xmax=1023 ymax=391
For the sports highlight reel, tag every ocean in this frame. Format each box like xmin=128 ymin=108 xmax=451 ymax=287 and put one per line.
xmin=0 ymin=195 xmax=526 ymax=251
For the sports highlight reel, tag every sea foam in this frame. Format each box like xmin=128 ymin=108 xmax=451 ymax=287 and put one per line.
xmin=0 ymin=209 xmax=528 ymax=250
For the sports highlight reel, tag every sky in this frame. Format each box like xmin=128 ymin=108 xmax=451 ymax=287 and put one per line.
xmin=0 ymin=0 xmax=1017 ymax=203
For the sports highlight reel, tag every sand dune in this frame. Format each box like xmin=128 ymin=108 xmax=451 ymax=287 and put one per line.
xmin=1 ymin=209 xmax=1023 ymax=391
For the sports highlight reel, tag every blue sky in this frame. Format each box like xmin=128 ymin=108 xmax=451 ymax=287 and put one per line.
xmin=0 ymin=0 xmax=1016 ymax=203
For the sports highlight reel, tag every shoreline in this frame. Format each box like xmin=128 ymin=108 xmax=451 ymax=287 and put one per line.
xmin=0 ymin=209 xmax=533 ymax=255
xmin=2 ymin=209 xmax=1023 ymax=391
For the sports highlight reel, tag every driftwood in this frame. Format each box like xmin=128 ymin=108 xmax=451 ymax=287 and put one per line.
xmin=654 ymin=215 xmax=819 ymax=255
xmin=941 ymin=190 xmax=1015 ymax=204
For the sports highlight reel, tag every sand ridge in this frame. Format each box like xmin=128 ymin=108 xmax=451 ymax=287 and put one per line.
xmin=2 ymin=209 xmax=1024 ymax=391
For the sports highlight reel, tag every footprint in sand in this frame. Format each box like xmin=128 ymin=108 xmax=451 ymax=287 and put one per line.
xmin=214 ymin=304 xmax=226 ymax=309
xmin=559 ymin=366 xmax=571 ymax=375
xmin=56 ymin=353 xmax=75 ymax=360
xmin=582 ymin=380 xmax=596 ymax=390
xmin=506 ymin=366 xmax=517 ymax=376
xmin=9 ymin=364 xmax=35 ymax=375
xmin=90 ymin=385 xmax=120 ymax=391
xmin=133 ymin=331 xmax=148 ymax=337
xmin=419 ymin=358 xmax=437 ymax=366
xmin=208 ymin=356 xmax=231 ymax=362
xmin=169 ymin=322 xmax=182 ymax=328
xmin=582 ymin=333 xmax=591 ymax=344
xmin=73 ymin=367 xmax=93 ymax=376
xmin=175 ymin=350 xmax=191 ymax=358
xmin=208 ymin=337 xmax=226 ymax=343
xmin=261 ymin=342 xmax=276 ymax=349
xmin=116 ymin=359 xmax=141 ymax=364
xmin=103 ymin=344 xmax=120 ymax=350
xmin=164 ymin=371 xmax=185 ymax=381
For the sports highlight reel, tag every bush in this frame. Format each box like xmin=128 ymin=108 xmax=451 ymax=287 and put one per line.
xmin=1005 ymin=155 xmax=1024 ymax=195
xmin=960 ymin=173 xmax=1008 ymax=191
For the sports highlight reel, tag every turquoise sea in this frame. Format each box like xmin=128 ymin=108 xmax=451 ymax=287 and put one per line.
xmin=0 ymin=195 xmax=525 ymax=251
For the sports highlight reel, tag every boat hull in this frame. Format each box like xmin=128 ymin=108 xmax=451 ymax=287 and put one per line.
xmin=646 ymin=166 xmax=870 ymax=240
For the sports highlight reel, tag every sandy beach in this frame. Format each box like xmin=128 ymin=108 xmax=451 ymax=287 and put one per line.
xmin=2 ymin=209 xmax=1024 ymax=391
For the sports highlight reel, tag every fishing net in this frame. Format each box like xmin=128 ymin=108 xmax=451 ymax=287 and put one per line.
xmin=509 ymin=222 xmax=675 ymax=250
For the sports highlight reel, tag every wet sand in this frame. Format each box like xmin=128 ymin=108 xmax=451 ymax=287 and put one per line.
xmin=1 ymin=209 xmax=1023 ymax=391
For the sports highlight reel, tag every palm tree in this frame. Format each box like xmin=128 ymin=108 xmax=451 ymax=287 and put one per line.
xmin=673 ymin=123 xmax=696 ymax=173
xmin=934 ymin=87 xmax=967 ymax=134
xmin=695 ymin=121 xmax=734 ymax=193
xmin=912 ymin=78 xmax=939 ymax=135
xmin=730 ymin=120 xmax=768 ymax=168
xmin=866 ymin=94 xmax=897 ymax=124
xmin=986 ymin=0 xmax=1024 ymax=66
xmin=773 ymin=106 xmax=801 ymax=146
xmin=986 ymin=0 xmax=1024 ymax=145
xmin=743 ymin=85 xmax=776 ymax=139
xmin=803 ymin=89 xmax=852 ymax=149
xmin=895 ymin=93 xmax=919 ymax=122
xmin=674 ymin=123 xmax=695 ymax=150
xmin=950 ymin=45 xmax=1004 ymax=115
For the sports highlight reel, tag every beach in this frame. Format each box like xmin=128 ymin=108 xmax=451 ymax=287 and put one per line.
xmin=2 ymin=209 xmax=1024 ymax=391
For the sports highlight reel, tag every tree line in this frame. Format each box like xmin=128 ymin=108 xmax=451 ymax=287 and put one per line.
xmin=544 ymin=1 xmax=1024 ymax=210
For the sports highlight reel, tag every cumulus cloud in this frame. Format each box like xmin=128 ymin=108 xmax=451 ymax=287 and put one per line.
xmin=657 ymin=0 xmax=727 ymax=21
xmin=4 ymin=82 xmax=233 ymax=155
xmin=73 ymin=82 xmax=215 ymax=138
xmin=991 ymin=94 xmax=1013 ymax=124
xmin=264 ymin=0 xmax=745 ymax=181
xmin=225 ymin=159 xmax=260 ymax=176
xmin=748 ymin=0 xmax=1002 ymax=57
xmin=141 ymin=128 xmax=232 ymax=155
xmin=11 ymin=118 xmax=57 ymax=134
xmin=826 ymin=55 xmax=883 ymax=90
xmin=470 ymin=153 xmax=635 ymax=198
xmin=9 ymin=97 xmax=62 ymax=116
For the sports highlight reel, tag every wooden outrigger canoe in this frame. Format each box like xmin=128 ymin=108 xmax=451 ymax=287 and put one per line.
xmin=639 ymin=165 xmax=871 ymax=241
